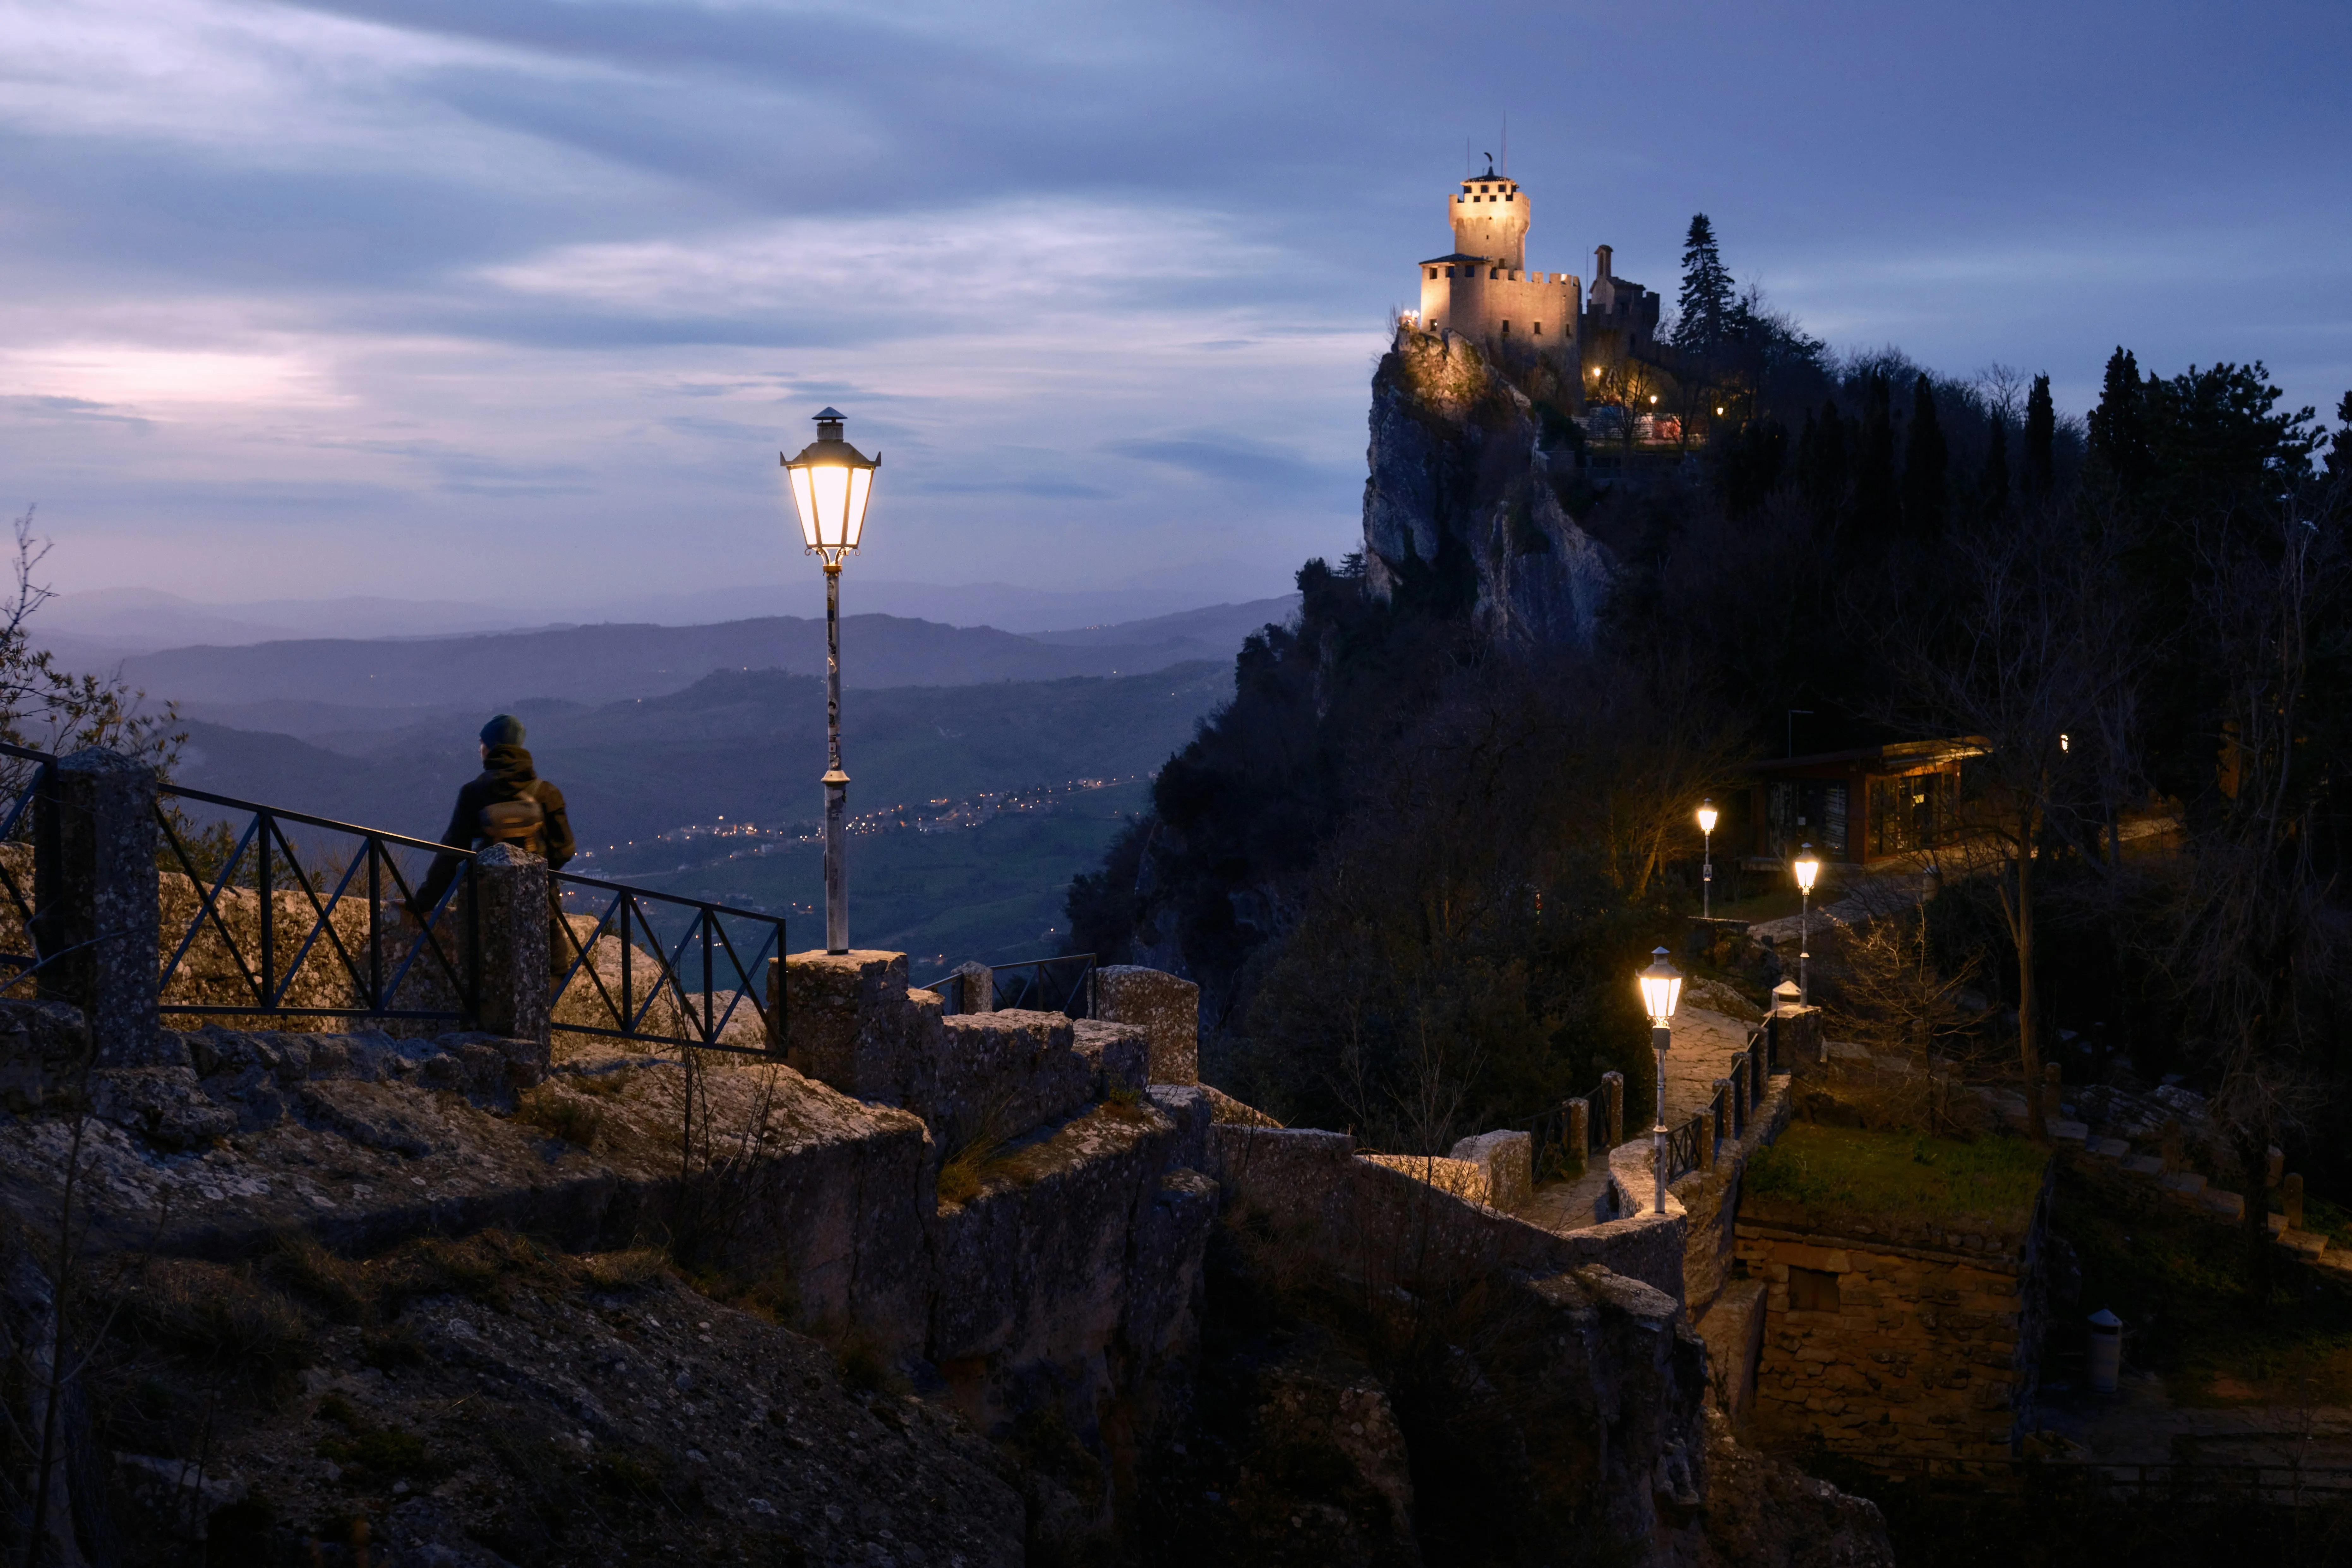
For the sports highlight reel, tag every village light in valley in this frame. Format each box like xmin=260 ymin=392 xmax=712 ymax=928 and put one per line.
xmin=1793 ymin=844 xmax=1820 ymax=1005
xmin=782 ymin=407 xmax=881 ymax=954
xmin=1696 ymin=799 xmax=1718 ymax=920
xmin=1639 ymin=947 xmax=1683 ymax=1215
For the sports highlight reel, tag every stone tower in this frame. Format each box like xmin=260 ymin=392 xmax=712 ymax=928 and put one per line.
xmin=1415 ymin=165 xmax=1579 ymax=365
xmin=1450 ymin=166 xmax=1529 ymax=267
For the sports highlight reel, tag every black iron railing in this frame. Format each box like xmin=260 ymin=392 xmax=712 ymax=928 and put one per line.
xmin=1664 ymin=1114 xmax=1706 ymax=1181
xmin=1512 ymin=1071 xmax=1627 ymax=1184
xmin=155 ymin=786 xmax=480 ymax=1024
xmin=0 ymin=741 xmax=55 ymax=993
xmin=923 ymin=953 xmax=1098 ymax=1019
xmin=551 ymin=873 xmax=786 ymax=1056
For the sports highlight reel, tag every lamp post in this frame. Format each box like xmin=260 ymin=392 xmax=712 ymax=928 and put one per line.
xmin=781 ymin=408 xmax=880 ymax=956
xmin=1793 ymin=844 xmax=1820 ymax=1005
xmin=1639 ymin=946 xmax=1684 ymax=1216
xmin=1696 ymin=798 xmax=1718 ymax=921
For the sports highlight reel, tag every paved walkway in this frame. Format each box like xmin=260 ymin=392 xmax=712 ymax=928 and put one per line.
xmin=1510 ymin=1001 xmax=1761 ymax=1235
xmin=2038 ymin=1375 xmax=2352 ymax=1467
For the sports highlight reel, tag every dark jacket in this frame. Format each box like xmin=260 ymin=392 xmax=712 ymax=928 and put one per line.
xmin=412 ymin=745 xmax=575 ymax=916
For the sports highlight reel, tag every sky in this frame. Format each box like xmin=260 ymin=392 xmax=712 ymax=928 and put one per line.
xmin=3 ymin=0 xmax=2348 ymax=613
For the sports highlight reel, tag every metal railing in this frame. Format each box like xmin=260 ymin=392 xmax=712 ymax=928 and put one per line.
xmin=551 ymin=873 xmax=786 ymax=1055
xmin=154 ymin=783 xmax=788 ymax=1051
xmin=0 ymin=741 xmax=56 ymax=994
xmin=1664 ymin=1114 xmax=1706 ymax=1181
xmin=156 ymin=785 xmax=481 ymax=1024
xmin=1513 ymin=1071 xmax=1625 ymax=1184
xmin=924 ymin=953 xmax=1099 ymax=1019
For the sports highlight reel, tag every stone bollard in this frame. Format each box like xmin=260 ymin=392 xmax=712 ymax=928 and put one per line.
xmin=923 ymin=960 xmax=992 ymax=1016
xmin=1566 ymin=1097 xmax=1590 ymax=1171
xmin=1603 ymin=1070 xmax=1625 ymax=1146
xmin=471 ymin=844 xmax=550 ymax=1050
xmin=2266 ymin=1146 xmax=2284 ymax=1190
xmin=2285 ymin=1173 xmax=2305 ymax=1232
xmin=1094 ymin=964 xmax=1198 ymax=1085
xmin=43 ymin=748 xmax=159 ymax=1065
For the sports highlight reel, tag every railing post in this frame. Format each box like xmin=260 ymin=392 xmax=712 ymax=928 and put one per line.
xmin=43 ymin=749 xmax=159 ymax=1064
xmin=1603 ymin=1070 xmax=1625 ymax=1146
xmin=471 ymin=844 xmax=550 ymax=1050
xmin=1566 ymin=1096 xmax=1590 ymax=1171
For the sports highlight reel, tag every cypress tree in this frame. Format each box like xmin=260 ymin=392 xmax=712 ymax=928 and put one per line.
xmin=2023 ymin=374 xmax=2056 ymax=498
xmin=1672 ymin=214 xmax=1736 ymax=356
xmin=2087 ymin=347 xmax=2153 ymax=496
xmin=1853 ymin=375 xmax=1899 ymax=541
xmin=1901 ymin=373 xmax=1948 ymax=538
xmin=1978 ymin=414 xmax=2011 ymax=524
xmin=1799 ymin=398 xmax=1848 ymax=522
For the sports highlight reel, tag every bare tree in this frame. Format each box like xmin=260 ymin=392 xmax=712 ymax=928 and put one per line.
xmin=1877 ymin=512 xmax=2144 ymax=1138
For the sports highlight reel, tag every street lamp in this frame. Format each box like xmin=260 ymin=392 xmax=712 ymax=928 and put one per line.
xmin=1696 ymin=798 xmax=1718 ymax=921
xmin=782 ymin=407 xmax=880 ymax=955
xmin=1639 ymin=946 xmax=1683 ymax=1216
xmin=1792 ymin=844 xmax=1820 ymax=1005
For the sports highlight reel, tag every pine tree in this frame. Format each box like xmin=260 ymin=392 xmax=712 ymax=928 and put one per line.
xmin=1977 ymin=415 xmax=2011 ymax=524
xmin=1671 ymin=214 xmax=1736 ymax=356
xmin=1853 ymin=375 xmax=1899 ymax=540
xmin=2023 ymin=374 xmax=2056 ymax=498
xmin=1901 ymin=373 xmax=1948 ymax=538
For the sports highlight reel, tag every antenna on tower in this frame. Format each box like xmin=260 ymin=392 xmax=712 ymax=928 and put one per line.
xmin=1502 ymin=113 xmax=1508 ymax=177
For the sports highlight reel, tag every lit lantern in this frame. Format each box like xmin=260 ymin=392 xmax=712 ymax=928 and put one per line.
xmin=1638 ymin=946 xmax=1683 ymax=1025
xmin=781 ymin=408 xmax=880 ymax=565
xmin=1793 ymin=847 xmax=1820 ymax=893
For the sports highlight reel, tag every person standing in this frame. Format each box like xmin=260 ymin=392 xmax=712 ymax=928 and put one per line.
xmin=409 ymin=716 xmax=576 ymax=969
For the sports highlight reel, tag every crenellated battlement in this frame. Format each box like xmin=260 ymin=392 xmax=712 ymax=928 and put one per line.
xmin=1416 ymin=165 xmax=1582 ymax=369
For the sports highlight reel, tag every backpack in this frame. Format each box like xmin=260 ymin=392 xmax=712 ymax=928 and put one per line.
xmin=480 ymin=787 xmax=548 ymax=854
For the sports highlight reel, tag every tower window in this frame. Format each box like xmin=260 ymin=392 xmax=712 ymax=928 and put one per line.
xmin=1501 ymin=320 xmax=1510 ymax=335
xmin=1534 ymin=322 xmax=1543 ymax=335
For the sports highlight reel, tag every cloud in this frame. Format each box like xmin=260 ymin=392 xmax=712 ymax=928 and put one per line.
xmin=1105 ymin=435 xmax=1333 ymax=492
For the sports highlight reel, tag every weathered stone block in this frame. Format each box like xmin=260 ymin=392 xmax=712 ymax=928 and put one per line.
xmin=1070 ymin=1018 xmax=1148 ymax=1101
xmin=783 ymin=949 xmax=915 ymax=1100
xmin=1093 ymin=965 xmax=1198 ymax=1085
xmin=1449 ymin=1128 xmax=1534 ymax=1211
xmin=924 ymin=1009 xmax=1093 ymax=1150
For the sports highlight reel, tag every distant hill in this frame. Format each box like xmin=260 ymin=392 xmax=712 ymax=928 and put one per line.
xmin=171 ymin=660 xmax=1233 ymax=854
xmin=122 ymin=599 xmax=1296 ymax=736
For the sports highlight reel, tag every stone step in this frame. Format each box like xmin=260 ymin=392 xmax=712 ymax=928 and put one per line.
xmin=2158 ymin=1170 xmax=2207 ymax=1197
xmin=2275 ymin=1228 xmax=2328 ymax=1258
xmin=2046 ymin=1119 xmax=2090 ymax=1144
xmin=2121 ymin=1154 xmax=2165 ymax=1177
xmin=2198 ymin=1188 xmax=2245 ymax=1221
xmin=2088 ymin=1136 xmax=2130 ymax=1158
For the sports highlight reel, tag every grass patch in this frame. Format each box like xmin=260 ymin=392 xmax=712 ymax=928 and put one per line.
xmin=2057 ymin=1171 xmax=2352 ymax=1405
xmin=121 ymin=1258 xmax=315 ymax=1386
xmin=516 ymin=1086 xmax=605 ymax=1148
xmin=1744 ymin=1122 xmax=2046 ymax=1223
xmin=314 ymin=1393 xmax=449 ymax=1484
xmin=269 ymin=1230 xmax=664 ymax=1326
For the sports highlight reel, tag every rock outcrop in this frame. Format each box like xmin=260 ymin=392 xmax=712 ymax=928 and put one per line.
xmin=1361 ymin=324 xmax=1613 ymax=651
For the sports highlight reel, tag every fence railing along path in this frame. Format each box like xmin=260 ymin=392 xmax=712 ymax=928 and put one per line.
xmin=151 ymin=778 xmax=786 ymax=1054
xmin=920 ymin=953 xmax=1099 ymax=1019
xmin=0 ymin=741 xmax=56 ymax=995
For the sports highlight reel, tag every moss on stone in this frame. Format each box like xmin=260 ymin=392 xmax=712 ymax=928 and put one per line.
xmin=1744 ymin=1123 xmax=2043 ymax=1226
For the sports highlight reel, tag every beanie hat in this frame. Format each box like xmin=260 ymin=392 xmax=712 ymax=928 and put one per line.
xmin=480 ymin=714 xmax=526 ymax=747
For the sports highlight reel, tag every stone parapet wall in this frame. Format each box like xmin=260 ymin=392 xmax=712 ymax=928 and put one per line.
xmin=1207 ymin=1124 xmax=1688 ymax=1303
xmin=1671 ymin=1074 xmax=1794 ymax=1315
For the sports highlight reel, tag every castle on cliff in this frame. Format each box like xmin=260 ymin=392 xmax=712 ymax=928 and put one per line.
xmin=1413 ymin=162 xmax=1661 ymax=408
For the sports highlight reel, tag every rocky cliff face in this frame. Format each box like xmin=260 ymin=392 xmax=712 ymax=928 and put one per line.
xmin=1361 ymin=325 xmax=1612 ymax=651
